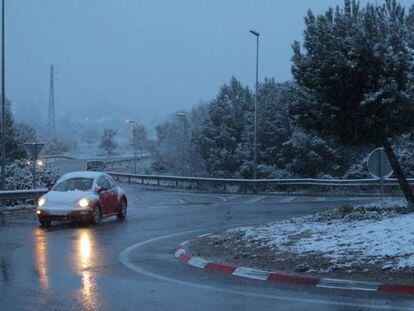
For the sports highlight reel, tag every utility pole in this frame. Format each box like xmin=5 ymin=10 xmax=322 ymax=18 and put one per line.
xmin=127 ymin=119 xmax=137 ymax=174
xmin=249 ymin=30 xmax=260 ymax=181
xmin=1 ymin=0 xmax=6 ymax=190
xmin=177 ymin=113 xmax=186 ymax=176
xmin=48 ymin=65 xmax=55 ymax=140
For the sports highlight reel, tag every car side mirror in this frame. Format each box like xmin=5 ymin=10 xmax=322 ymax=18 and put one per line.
xmin=47 ymin=183 xmax=54 ymax=191
xmin=96 ymin=186 xmax=105 ymax=193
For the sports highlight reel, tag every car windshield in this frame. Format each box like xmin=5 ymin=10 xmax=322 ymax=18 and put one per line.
xmin=53 ymin=178 xmax=94 ymax=192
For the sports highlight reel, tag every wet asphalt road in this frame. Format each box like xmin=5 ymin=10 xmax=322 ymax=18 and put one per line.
xmin=1 ymin=184 xmax=414 ymax=311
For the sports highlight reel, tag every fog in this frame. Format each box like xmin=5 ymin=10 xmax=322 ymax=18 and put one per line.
xmin=6 ymin=0 xmax=413 ymax=137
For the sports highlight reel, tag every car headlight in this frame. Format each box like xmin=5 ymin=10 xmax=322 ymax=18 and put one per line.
xmin=38 ymin=197 xmax=46 ymax=207
xmin=78 ymin=198 xmax=89 ymax=208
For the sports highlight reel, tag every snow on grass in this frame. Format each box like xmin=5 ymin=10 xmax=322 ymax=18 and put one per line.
xmin=231 ymin=199 xmax=414 ymax=271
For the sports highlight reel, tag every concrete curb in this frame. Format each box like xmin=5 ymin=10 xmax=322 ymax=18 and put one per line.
xmin=175 ymin=233 xmax=414 ymax=295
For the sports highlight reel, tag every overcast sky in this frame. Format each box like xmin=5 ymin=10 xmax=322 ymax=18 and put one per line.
xmin=6 ymin=0 xmax=414 ymax=131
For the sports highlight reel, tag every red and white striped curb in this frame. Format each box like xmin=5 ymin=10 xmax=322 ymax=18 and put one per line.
xmin=175 ymin=234 xmax=414 ymax=295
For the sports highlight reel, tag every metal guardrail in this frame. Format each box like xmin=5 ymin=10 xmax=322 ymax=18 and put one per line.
xmin=107 ymin=172 xmax=412 ymax=193
xmin=3 ymin=154 xmax=411 ymax=202
xmin=0 ymin=156 xmax=147 ymax=203
xmin=41 ymin=155 xmax=75 ymax=160
xmin=104 ymin=155 xmax=150 ymax=171
xmin=0 ymin=189 xmax=48 ymax=202
xmin=0 ymin=175 xmax=410 ymax=202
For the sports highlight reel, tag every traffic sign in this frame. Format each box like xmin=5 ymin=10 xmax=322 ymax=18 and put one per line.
xmin=367 ymin=148 xmax=392 ymax=179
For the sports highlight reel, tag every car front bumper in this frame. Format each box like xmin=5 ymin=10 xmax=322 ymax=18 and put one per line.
xmin=36 ymin=207 xmax=93 ymax=222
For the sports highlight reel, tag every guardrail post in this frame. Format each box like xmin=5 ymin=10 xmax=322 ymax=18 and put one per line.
xmin=223 ymin=182 xmax=227 ymax=192
xmin=141 ymin=178 xmax=144 ymax=185
xmin=128 ymin=176 xmax=131 ymax=183
xmin=157 ymin=178 xmax=160 ymax=186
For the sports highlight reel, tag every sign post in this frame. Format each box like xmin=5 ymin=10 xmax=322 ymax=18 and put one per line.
xmin=24 ymin=143 xmax=45 ymax=188
xmin=367 ymin=148 xmax=393 ymax=198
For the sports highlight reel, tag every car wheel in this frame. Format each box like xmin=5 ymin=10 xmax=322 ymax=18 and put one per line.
xmin=91 ymin=205 xmax=102 ymax=224
xmin=39 ymin=220 xmax=51 ymax=227
xmin=117 ymin=200 xmax=127 ymax=220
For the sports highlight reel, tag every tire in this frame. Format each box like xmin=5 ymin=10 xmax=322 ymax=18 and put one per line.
xmin=39 ymin=220 xmax=51 ymax=227
xmin=91 ymin=205 xmax=102 ymax=224
xmin=117 ymin=200 xmax=127 ymax=220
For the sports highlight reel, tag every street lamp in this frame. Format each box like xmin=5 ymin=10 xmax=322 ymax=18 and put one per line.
xmin=1 ymin=0 xmax=6 ymax=189
xmin=177 ymin=113 xmax=187 ymax=176
xmin=249 ymin=29 xmax=260 ymax=180
xmin=126 ymin=119 xmax=137 ymax=174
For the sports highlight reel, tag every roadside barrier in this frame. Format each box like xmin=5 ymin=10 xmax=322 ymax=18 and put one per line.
xmin=107 ymin=171 xmax=411 ymax=194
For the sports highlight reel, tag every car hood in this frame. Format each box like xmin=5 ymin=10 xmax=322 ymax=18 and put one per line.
xmin=44 ymin=190 xmax=98 ymax=205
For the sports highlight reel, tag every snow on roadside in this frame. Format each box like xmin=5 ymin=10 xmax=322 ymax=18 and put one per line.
xmin=230 ymin=199 xmax=414 ymax=271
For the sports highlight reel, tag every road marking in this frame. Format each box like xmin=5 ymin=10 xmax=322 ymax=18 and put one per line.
xmin=197 ymin=233 xmax=211 ymax=238
xmin=119 ymin=230 xmax=413 ymax=310
xmin=225 ymin=195 xmax=240 ymax=201
xmin=314 ymin=197 xmax=326 ymax=202
xmin=245 ymin=196 xmax=267 ymax=204
xmin=279 ymin=197 xmax=295 ymax=203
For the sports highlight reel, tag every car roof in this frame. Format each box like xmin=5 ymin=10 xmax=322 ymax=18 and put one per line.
xmin=57 ymin=171 xmax=105 ymax=183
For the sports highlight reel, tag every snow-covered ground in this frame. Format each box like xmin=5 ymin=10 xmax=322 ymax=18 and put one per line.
xmin=229 ymin=199 xmax=414 ymax=271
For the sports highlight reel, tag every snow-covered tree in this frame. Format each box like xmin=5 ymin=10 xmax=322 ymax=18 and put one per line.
xmin=194 ymin=78 xmax=253 ymax=177
xmin=153 ymin=103 xmax=208 ymax=175
xmin=6 ymin=159 xmax=60 ymax=190
xmin=99 ymin=129 xmax=118 ymax=154
xmin=0 ymin=100 xmax=36 ymax=161
xmin=292 ymin=0 xmax=414 ymax=205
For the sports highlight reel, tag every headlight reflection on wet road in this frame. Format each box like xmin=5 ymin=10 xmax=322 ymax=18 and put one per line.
xmin=33 ymin=228 xmax=50 ymax=290
xmin=33 ymin=227 xmax=101 ymax=309
xmin=75 ymin=229 xmax=100 ymax=310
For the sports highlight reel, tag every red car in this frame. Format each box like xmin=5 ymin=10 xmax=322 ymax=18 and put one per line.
xmin=36 ymin=171 xmax=127 ymax=226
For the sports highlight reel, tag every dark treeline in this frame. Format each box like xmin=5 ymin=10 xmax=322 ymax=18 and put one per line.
xmin=153 ymin=77 xmax=414 ymax=179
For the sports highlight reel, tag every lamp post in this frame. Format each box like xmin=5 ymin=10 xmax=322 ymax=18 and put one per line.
xmin=1 ymin=0 xmax=6 ymax=189
xmin=126 ymin=119 xmax=137 ymax=174
xmin=249 ymin=30 xmax=259 ymax=181
xmin=177 ymin=113 xmax=186 ymax=176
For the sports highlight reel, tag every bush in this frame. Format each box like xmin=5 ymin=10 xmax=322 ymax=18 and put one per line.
xmin=6 ymin=159 xmax=60 ymax=190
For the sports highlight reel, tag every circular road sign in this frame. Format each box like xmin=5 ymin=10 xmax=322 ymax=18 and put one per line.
xmin=367 ymin=148 xmax=393 ymax=179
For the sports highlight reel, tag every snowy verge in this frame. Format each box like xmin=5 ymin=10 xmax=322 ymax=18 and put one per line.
xmin=190 ymin=199 xmax=414 ymax=284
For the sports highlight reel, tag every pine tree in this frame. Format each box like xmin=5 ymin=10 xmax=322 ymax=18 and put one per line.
xmin=195 ymin=77 xmax=253 ymax=177
xmin=292 ymin=0 xmax=414 ymax=206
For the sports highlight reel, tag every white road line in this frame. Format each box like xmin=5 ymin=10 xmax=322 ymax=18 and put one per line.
xmin=119 ymin=230 xmax=413 ymax=310
xmin=197 ymin=233 xmax=212 ymax=238
xmin=226 ymin=195 xmax=240 ymax=201
xmin=244 ymin=196 xmax=267 ymax=204
xmin=279 ymin=197 xmax=295 ymax=203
